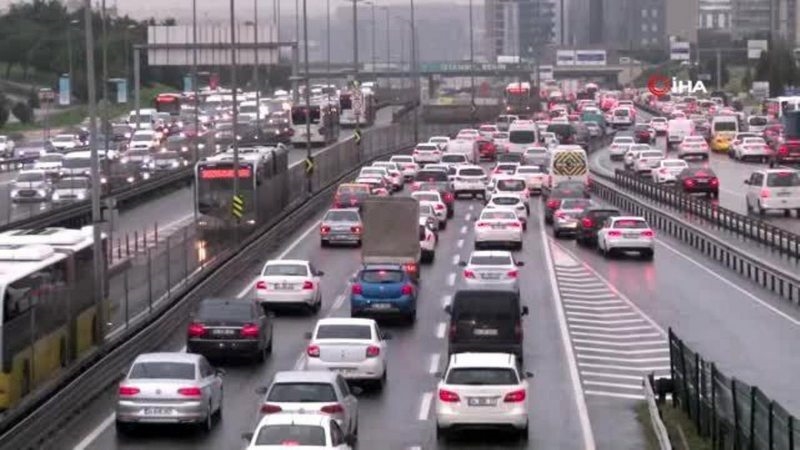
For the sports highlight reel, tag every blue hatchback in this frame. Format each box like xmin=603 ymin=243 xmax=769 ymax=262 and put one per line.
xmin=350 ymin=264 xmax=417 ymax=323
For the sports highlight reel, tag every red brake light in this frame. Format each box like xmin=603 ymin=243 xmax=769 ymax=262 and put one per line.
xmin=438 ymin=389 xmax=460 ymax=403
xmin=118 ymin=386 xmax=140 ymax=397
xmin=320 ymin=225 xmax=331 ymax=235
xmin=581 ymin=217 xmax=593 ymax=228
xmin=504 ymin=389 xmax=526 ymax=403
xmin=443 ymin=193 xmax=454 ymax=202
xmin=177 ymin=387 xmax=203 ymax=397
xmin=464 ymin=269 xmax=476 ymax=278
xmin=241 ymin=323 xmax=260 ymax=338
xmin=256 ymin=280 xmax=268 ymax=290
xmin=351 ymin=283 xmax=363 ymax=295
xmin=507 ymin=270 xmax=518 ymax=278
xmin=640 ymin=230 xmax=655 ymax=238
xmin=366 ymin=345 xmax=381 ymax=357
xmin=555 ymin=211 xmax=566 ymax=219
xmin=684 ymin=179 xmax=695 ymax=187
xmin=546 ymin=199 xmax=561 ymax=209
xmin=302 ymin=280 xmax=314 ymax=290
xmin=351 ymin=225 xmax=362 ymax=234
xmin=187 ymin=322 xmax=206 ymax=337
xmin=709 ymin=177 xmax=719 ymax=186
xmin=608 ymin=230 xmax=622 ymax=237
xmin=476 ymin=222 xmax=490 ymax=228
xmin=307 ymin=344 xmax=320 ymax=357
xmin=508 ymin=221 xmax=522 ymax=228
xmin=435 ymin=204 xmax=445 ymax=210
xmin=760 ymin=188 xmax=770 ymax=198
xmin=401 ymin=284 xmax=413 ymax=295
xmin=261 ymin=403 xmax=282 ymax=414
xmin=321 ymin=403 xmax=345 ymax=414
xmin=779 ymin=145 xmax=789 ymax=155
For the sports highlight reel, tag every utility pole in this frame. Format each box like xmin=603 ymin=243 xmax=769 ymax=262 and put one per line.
xmin=468 ymin=0 xmax=475 ymax=126
xmin=370 ymin=2 xmax=376 ymax=72
xmin=410 ymin=0 xmax=418 ymax=142
xmin=383 ymin=7 xmax=390 ymax=71
xmin=101 ymin=0 xmax=110 ymax=181
xmin=192 ymin=0 xmax=199 ymax=221
xmin=84 ymin=0 xmax=105 ymax=346
xmin=230 ymin=0 xmax=240 ymax=212
xmin=254 ymin=0 xmax=262 ymax=139
xmin=303 ymin=0 xmax=312 ymax=193
xmin=352 ymin=0 xmax=359 ymax=79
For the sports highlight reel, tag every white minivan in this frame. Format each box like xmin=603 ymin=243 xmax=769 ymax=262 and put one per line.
xmin=667 ymin=118 xmax=695 ymax=149
xmin=446 ymin=138 xmax=479 ymax=163
xmin=506 ymin=121 xmax=539 ymax=154
xmin=745 ymin=169 xmax=800 ymax=216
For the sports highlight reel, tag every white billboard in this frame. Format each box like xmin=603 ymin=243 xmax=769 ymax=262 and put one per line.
xmin=575 ymin=50 xmax=607 ymax=66
xmin=147 ymin=24 xmax=279 ymax=66
xmin=556 ymin=50 xmax=576 ymax=66
xmin=748 ymin=40 xmax=768 ymax=60
xmin=670 ymin=41 xmax=690 ymax=61
xmin=538 ymin=65 xmax=554 ymax=81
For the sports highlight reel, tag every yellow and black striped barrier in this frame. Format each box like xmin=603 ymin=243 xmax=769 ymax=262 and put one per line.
xmin=232 ymin=194 xmax=244 ymax=219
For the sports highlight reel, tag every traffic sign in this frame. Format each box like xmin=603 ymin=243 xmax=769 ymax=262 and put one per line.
xmin=231 ymin=194 xmax=244 ymax=219
xmin=304 ymin=157 xmax=315 ymax=175
xmin=38 ymin=88 xmax=55 ymax=103
xmin=354 ymin=129 xmax=362 ymax=146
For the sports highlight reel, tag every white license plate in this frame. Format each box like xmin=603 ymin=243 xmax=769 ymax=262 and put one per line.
xmin=776 ymin=191 xmax=792 ymax=197
xmin=474 ymin=329 xmax=498 ymax=336
xmin=143 ymin=407 xmax=173 ymax=415
xmin=273 ymin=283 xmax=294 ymax=290
xmin=332 ymin=368 xmax=355 ymax=373
xmin=695 ymin=178 xmax=708 ymax=183
xmin=481 ymin=273 xmax=501 ymax=280
xmin=468 ymin=397 xmax=497 ymax=406
xmin=371 ymin=303 xmax=393 ymax=309
xmin=212 ymin=329 xmax=236 ymax=336
xmin=623 ymin=232 xmax=639 ymax=238
xmin=492 ymin=225 xmax=505 ymax=229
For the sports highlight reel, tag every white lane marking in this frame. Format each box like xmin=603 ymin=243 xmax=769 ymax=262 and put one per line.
xmin=447 ymin=273 xmax=456 ymax=286
xmin=465 ymin=213 xmax=472 ymax=221
xmin=418 ymin=392 xmax=434 ymax=420
xmin=429 ymin=353 xmax=440 ymax=374
xmin=569 ymin=325 xmax=653 ymax=332
xmin=571 ymin=326 xmax=657 ymax=333
xmin=294 ymin=355 xmax=306 ymax=370
xmin=436 ymin=322 xmax=447 ymax=339
xmin=469 ymin=205 xmax=474 ymax=211
xmin=452 ymin=254 xmax=460 ymax=265
xmin=575 ymin=347 xmax=668 ymax=355
xmin=577 ymin=355 xmax=669 ymax=363
xmin=564 ymin=305 xmax=630 ymax=312
xmin=579 ymin=362 xmax=670 ymax=372
xmin=442 ymin=295 xmax=452 ymax=308
xmin=236 ymin=220 xmax=321 ymax=299
xmin=584 ymin=380 xmax=644 ymax=390
xmin=567 ymin=318 xmax=644 ymax=325
xmin=563 ymin=299 xmax=624 ymax=306
xmin=573 ymin=338 xmax=667 ymax=347
xmin=457 ymin=239 xmax=464 ymax=248
xmin=460 ymin=225 xmax=467 ymax=234
xmin=560 ymin=287 xmax=613 ymax=294
xmin=332 ymin=294 xmax=345 ymax=311
xmin=585 ymin=390 xmax=645 ymax=400
xmin=581 ymin=371 xmax=652 ymax=381
xmin=562 ymin=293 xmax=619 ymax=300
xmin=656 ymin=238 xmax=800 ymax=328
xmin=540 ymin=213 xmax=596 ymax=450
xmin=73 ymin=413 xmax=116 ymax=450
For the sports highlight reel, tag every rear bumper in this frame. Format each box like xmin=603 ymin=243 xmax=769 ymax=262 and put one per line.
xmin=351 ymin=295 xmax=416 ymax=317
xmin=436 ymin=408 xmax=528 ymax=429
xmin=448 ymin=342 xmax=522 ymax=359
xmin=187 ymin=339 xmax=260 ymax=357
xmin=116 ymin=401 xmax=206 ymax=424
xmin=304 ymin=358 xmax=385 ymax=381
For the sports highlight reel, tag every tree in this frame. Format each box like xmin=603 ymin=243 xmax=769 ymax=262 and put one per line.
xmin=11 ymin=102 xmax=33 ymax=123
xmin=27 ymin=88 xmax=40 ymax=109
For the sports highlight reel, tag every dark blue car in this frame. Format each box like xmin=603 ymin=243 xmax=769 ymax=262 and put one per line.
xmin=350 ymin=264 xmax=417 ymax=324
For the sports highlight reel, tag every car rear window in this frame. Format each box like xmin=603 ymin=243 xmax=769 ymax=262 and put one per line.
xmin=316 ymin=324 xmax=373 ymax=340
xmin=453 ymin=295 xmax=516 ymax=320
xmin=613 ymin=219 xmax=648 ymax=229
xmin=663 ymin=161 xmax=687 ymax=168
xmin=263 ymin=264 xmax=309 ymax=276
xmin=491 ymin=197 xmax=521 ymax=206
xmin=687 ymin=169 xmax=716 ymax=178
xmin=470 ymin=255 xmax=513 ymax=265
xmin=442 ymin=154 xmax=466 ymax=163
xmin=267 ymin=382 xmax=338 ymax=402
xmin=324 ymin=210 xmax=360 ymax=222
xmin=614 ymin=137 xmax=634 ymax=144
xmin=446 ymin=368 xmax=519 ymax=385
xmin=414 ymin=193 xmax=440 ymax=203
xmin=459 ymin=168 xmax=484 ymax=176
xmin=255 ymin=425 xmax=327 ymax=446
xmin=614 ymin=109 xmax=629 ymax=116
xmin=415 ymin=171 xmax=448 ymax=182
xmin=361 ymin=269 xmax=405 ymax=284
xmin=337 ymin=185 xmax=369 ymax=195
xmin=196 ymin=301 xmax=252 ymax=321
xmin=749 ymin=117 xmax=767 ymax=126
xmin=497 ymin=179 xmax=526 ymax=191
xmin=517 ymin=167 xmax=543 ymax=174
xmin=641 ymin=151 xmax=664 ymax=158
xmin=560 ymin=199 xmax=593 ymax=209
xmin=416 ymin=145 xmax=439 ymax=151
xmin=129 ymin=362 xmax=195 ymax=380
xmin=766 ymin=172 xmax=800 ymax=187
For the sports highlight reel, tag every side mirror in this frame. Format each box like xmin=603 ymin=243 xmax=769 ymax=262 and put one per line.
xmin=516 ymin=261 xmax=525 ymax=266
xmin=241 ymin=432 xmax=254 ymax=442
xmin=525 ymin=371 xmax=535 ymax=378
xmin=317 ymin=270 xmax=325 ymax=276
xmin=521 ymin=306 xmax=530 ymax=316
xmin=743 ymin=179 xmax=749 ymax=184
xmin=344 ymin=434 xmax=357 ymax=447
xmin=215 ymin=368 xmax=226 ymax=376
xmin=458 ymin=261 xmax=467 ymax=267
xmin=255 ymin=386 xmax=268 ymax=395
xmin=381 ymin=332 xmax=393 ymax=340
xmin=304 ymin=331 xmax=313 ymax=339
xmin=444 ymin=305 xmax=452 ymax=314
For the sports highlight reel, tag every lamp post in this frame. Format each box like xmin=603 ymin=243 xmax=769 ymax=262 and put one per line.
xmin=468 ymin=0 xmax=475 ymax=125
xmin=381 ymin=6 xmax=390 ymax=70
xmin=191 ymin=0 xmax=199 ymax=221
xmin=351 ymin=0 xmax=359 ymax=79
xmin=302 ymin=0 xmax=312 ymax=194
xmin=410 ymin=0 xmax=418 ymax=142
xmin=66 ymin=19 xmax=80 ymax=96
xmin=101 ymin=0 xmax=110 ymax=172
xmin=252 ymin=0 xmax=262 ymax=139
xmin=230 ymin=0 xmax=241 ymax=215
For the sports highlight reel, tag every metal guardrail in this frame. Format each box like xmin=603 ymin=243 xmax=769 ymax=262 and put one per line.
xmin=669 ymin=329 xmax=799 ymax=450
xmin=0 ymin=156 xmax=37 ymax=173
xmin=644 ymin=375 xmax=673 ymax=450
xmin=0 ymin=120 xmax=464 ymax=450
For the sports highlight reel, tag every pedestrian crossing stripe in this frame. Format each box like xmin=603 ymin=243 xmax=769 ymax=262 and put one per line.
xmin=232 ymin=194 xmax=244 ymax=219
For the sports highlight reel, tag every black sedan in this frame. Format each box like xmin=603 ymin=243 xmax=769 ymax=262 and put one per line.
xmin=676 ymin=167 xmax=719 ymax=198
xmin=543 ymin=181 xmax=592 ymax=225
xmin=186 ymin=298 xmax=274 ymax=363
xmin=575 ymin=207 xmax=622 ymax=246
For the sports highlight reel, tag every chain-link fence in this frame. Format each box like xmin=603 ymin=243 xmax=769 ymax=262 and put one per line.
xmin=670 ymin=328 xmax=799 ymax=450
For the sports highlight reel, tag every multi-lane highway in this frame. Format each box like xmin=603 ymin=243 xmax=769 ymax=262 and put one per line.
xmin=49 ymin=130 xmax=800 ymax=450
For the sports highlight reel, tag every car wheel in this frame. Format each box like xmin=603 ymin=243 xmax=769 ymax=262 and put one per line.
xmin=254 ymin=345 xmax=266 ymax=363
xmin=641 ymin=249 xmax=655 ymax=260
xmin=201 ymin=402 xmax=213 ymax=432
xmin=553 ymin=229 xmax=560 ymax=239
xmin=518 ymin=424 xmax=529 ymax=441
xmin=266 ymin=332 xmax=273 ymax=354
xmin=515 ymin=242 xmax=523 ymax=251
xmin=439 ymin=221 xmax=447 ymax=230
xmin=320 ymin=239 xmax=328 ymax=248
xmin=115 ymin=421 xmax=133 ymax=436
xmin=785 ymin=209 xmax=792 ymax=217
xmin=436 ymin=424 xmax=448 ymax=441
xmin=758 ymin=202 xmax=766 ymax=216
xmin=406 ymin=310 xmax=417 ymax=325
xmin=375 ymin=369 xmax=387 ymax=391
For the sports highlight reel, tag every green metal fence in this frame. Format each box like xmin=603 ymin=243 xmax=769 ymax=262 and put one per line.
xmin=670 ymin=328 xmax=799 ymax=449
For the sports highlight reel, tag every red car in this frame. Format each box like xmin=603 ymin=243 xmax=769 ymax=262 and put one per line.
xmin=477 ymin=139 xmax=497 ymax=161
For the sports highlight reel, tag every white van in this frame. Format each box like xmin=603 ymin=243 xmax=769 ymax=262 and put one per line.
xmin=446 ymin=138 xmax=479 ymax=163
xmin=506 ymin=120 xmax=539 ymax=154
xmin=127 ymin=108 xmax=156 ymax=128
xmin=711 ymin=115 xmax=739 ymax=140
xmin=548 ymin=145 xmax=588 ymax=189
xmin=745 ymin=169 xmax=800 ymax=216
xmin=667 ymin=118 xmax=695 ymax=149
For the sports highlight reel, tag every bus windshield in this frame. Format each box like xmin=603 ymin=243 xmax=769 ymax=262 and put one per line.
xmin=292 ymin=107 xmax=321 ymax=124
xmin=197 ymin=165 xmax=255 ymax=216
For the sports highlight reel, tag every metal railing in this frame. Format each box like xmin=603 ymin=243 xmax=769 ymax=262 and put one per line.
xmin=644 ymin=375 xmax=673 ymax=450
xmin=670 ymin=329 xmax=799 ymax=450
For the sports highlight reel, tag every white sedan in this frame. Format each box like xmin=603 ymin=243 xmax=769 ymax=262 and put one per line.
xmin=389 ymin=155 xmax=419 ymax=180
xmin=484 ymin=194 xmax=528 ymax=229
xmin=597 ymin=216 xmax=655 ymax=260
xmin=303 ymin=318 xmax=391 ymax=389
xmin=649 ymin=117 xmax=668 ymax=134
xmin=515 ymin=165 xmax=546 ymax=194
xmin=370 ymin=161 xmax=404 ymax=190
xmin=609 ymin=136 xmax=635 ymax=160
xmin=732 ymin=137 xmax=772 ymax=163
xmin=255 ymin=259 xmax=324 ymax=313
xmin=413 ymin=143 xmax=443 ymax=164
xmin=411 ymin=191 xmax=448 ymax=227
xmin=651 ymin=159 xmax=689 ymax=184
xmin=245 ymin=413 xmax=355 ymax=449
xmin=677 ymin=136 xmax=710 ymax=160
xmin=474 ymin=209 xmax=523 ymax=250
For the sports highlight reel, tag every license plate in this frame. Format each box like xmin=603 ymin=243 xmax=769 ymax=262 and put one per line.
xmin=143 ymin=407 xmax=173 ymax=415
xmin=371 ymin=303 xmax=393 ymax=309
xmin=696 ymin=178 xmax=708 ymax=183
xmin=492 ymin=225 xmax=505 ymax=229
xmin=212 ymin=329 xmax=236 ymax=336
xmin=332 ymin=368 xmax=355 ymax=373
xmin=482 ymin=273 xmax=501 ymax=280
xmin=776 ymin=191 xmax=792 ymax=197
xmin=468 ymin=397 xmax=497 ymax=407
xmin=474 ymin=329 xmax=498 ymax=336
xmin=273 ymin=283 xmax=293 ymax=290
xmin=623 ymin=232 xmax=639 ymax=238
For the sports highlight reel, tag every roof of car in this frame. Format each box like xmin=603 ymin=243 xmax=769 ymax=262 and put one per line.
xmin=449 ymin=352 xmax=517 ymax=369
xmin=469 ymin=250 xmax=513 ymax=258
xmin=264 ymin=259 xmax=310 ymax=266
xmin=272 ymin=370 xmax=340 ymax=384
xmin=254 ymin=412 xmax=330 ymax=428
xmin=611 ymin=216 xmax=647 ymax=222
xmin=361 ymin=263 xmax=404 ymax=272
xmin=315 ymin=317 xmax=377 ymax=327
xmin=133 ymin=352 xmax=201 ymax=364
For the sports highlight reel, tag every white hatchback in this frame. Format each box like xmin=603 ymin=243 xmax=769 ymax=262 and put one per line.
xmin=412 ymin=143 xmax=442 ymax=164
xmin=515 ymin=165 xmax=547 ymax=194
xmin=245 ymin=413 xmax=355 ymax=449
xmin=474 ymin=208 xmax=523 ymax=250
xmin=412 ymin=191 xmax=448 ymax=226
xmin=452 ymin=165 xmax=488 ymax=199
xmin=609 ymin=136 xmax=635 ymax=160
xmin=597 ymin=216 xmax=655 ymax=259
xmin=651 ymin=159 xmax=689 ymax=184
xmin=255 ymin=260 xmax=324 ymax=313
xmin=389 ymin=155 xmax=420 ymax=180
xmin=677 ymin=135 xmax=710 ymax=160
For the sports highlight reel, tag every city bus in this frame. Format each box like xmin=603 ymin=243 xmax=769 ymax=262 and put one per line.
xmin=195 ymin=146 xmax=290 ymax=241
xmin=504 ymin=82 xmax=538 ymax=116
xmin=339 ymin=90 xmax=375 ymax=127
xmin=290 ymin=103 xmax=340 ymax=146
xmin=154 ymin=93 xmax=182 ymax=115
xmin=764 ymin=96 xmax=800 ymax=118
xmin=0 ymin=227 xmax=107 ymax=410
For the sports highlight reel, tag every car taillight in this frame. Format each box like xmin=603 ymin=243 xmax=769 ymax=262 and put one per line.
xmin=321 ymin=403 xmax=345 ymax=414
xmin=261 ymin=403 xmax=282 ymax=414
xmin=118 ymin=386 xmax=140 ymax=396
xmin=476 ymin=221 xmax=490 ymax=228
xmin=443 ymin=192 xmax=454 ymax=202
xmin=400 ymin=284 xmax=414 ymax=295
xmin=404 ymin=262 xmax=418 ymax=274
xmin=659 ymin=168 xmax=667 ymax=174
xmin=320 ymin=225 xmax=331 ymax=235
xmin=333 ymin=202 xmax=341 ymax=208
xmin=438 ymin=389 xmax=460 ymax=403
xmin=435 ymin=204 xmax=445 ymax=210
xmin=177 ymin=387 xmax=203 ymax=397
xmin=298 ymin=280 xmax=313 ymax=290
xmin=581 ymin=217 xmax=593 ymax=228
xmin=507 ymin=270 xmax=518 ymax=278
xmin=514 ymin=321 xmax=522 ymax=341
xmin=709 ymin=177 xmax=719 ymax=186
xmin=350 ymin=198 xmax=358 ymax=205
xmin=684 ymin=179 xmax=695 ymax=187
xmin=546 ymin=199 xmax=561 ymax=209
xmin=256 ymin=280 xmax=268 ymax=290
xmin=366 ymin=345 xmax=381 ymax=357
xmin=760 ymin=188 xmax=770 ymax=198
xmin=504 ymin=389 xmax=526 ymax=403
xmin=351 ymin=225 xmax=362 ymax=234
xmin=307 ymin=344 xmax=320 ymax=357
xmin=351 ymin=283 xmax=363 ymax=294
xmin=241 ymin=323 xmax=260 ymax=338
xmin=187 ymin=322 xmax=206 ymax=337
xmin=508 ymin=222 xmax=521 ymax=228
xmin=555 ymin=211 xmax=566 ymax=219
xmin=779 ymin=145 xmax=789 ymax=155
xmin=641 ymin=230 xmax=655 ymax=238
xmin=608 ymin=230 xmax=622 ymax=237
xmin=464 ymin=269 xmax=476 ymax=278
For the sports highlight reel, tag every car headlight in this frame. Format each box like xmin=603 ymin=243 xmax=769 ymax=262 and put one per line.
xmin=121 ymin=157 xmax=129 ymax=164
xmin=76 ymin=192 xmax=86 ymax=200
xmin=124 ymin=132 xmax=131 ymax=138
xmin=171 ymin=161 xmax=180 ymax=168
xmin=142 ymin=172 xmax=151 ymax=180
xmin=126 ymin=176 xmax=135 ymax=183
xmin=198 ymin=143 xmax=206 ymax=150
xmin=181 ymin=146 xmax=188 ymax=152
xmin=36 ymin=189 xmax=46 ymax=196
xmin=100 ymin=177 xmax=108 ymax=184
xmin=52 ymin=192 xmax=60 ymax=200
xmin=10 ymin=190 xmax=19 ymax=197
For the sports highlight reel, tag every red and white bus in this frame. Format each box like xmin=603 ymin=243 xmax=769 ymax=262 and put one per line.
xmin=339 ymin=89 xmax=375 ymax=127
xmin=154 ymin=93 xmax=182 ymax=115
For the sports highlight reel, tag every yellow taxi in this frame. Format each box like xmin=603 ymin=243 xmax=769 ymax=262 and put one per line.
xmin=710 ymin=134 xmax=732 ymax=153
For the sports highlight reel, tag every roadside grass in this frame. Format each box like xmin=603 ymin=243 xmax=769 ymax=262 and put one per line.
xmin=637 ymin=400 xmax=714 ymax=450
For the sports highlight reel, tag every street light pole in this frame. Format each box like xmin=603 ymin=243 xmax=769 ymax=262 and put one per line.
xmin=383 ymin=7 xmax=390 ymax=70
xmin=101 ymin=0 xmax=110 ymax=172
xmin=468 ymin=0 xmax=475 ymax=125
xmin=83 ymin=0 xmax=105 ymax=346
xmin=326 ymin=0 xmax=331 ymax=82
xmin=253 ymin=0 xmax=261 ymax=139
xmin=192 ymin=0 xmax=199 ymax=221
xmin=370 ymin=2 xmax=376 ymax=72
xmin=352 ymin=0 xmax=359 ymax=79
xmin=230 ymin=0 xmax=240 ymax=210
xmin=410 ymin=0 xmax=418 ymax=142
xmin=302 ymin=0 xmax=312 ymax=193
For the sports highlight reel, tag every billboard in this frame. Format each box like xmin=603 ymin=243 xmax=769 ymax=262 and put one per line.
xmin=58 ymin=76 xmax=70 ymax=106
xmin=538 ymin=65 xmax=554 ymax=81
xmin=556 ymin=50 xmax=576 ymax=66
xmin=575 ymin=50 xmax=607 ymax=66
xmin=670 ymin=41 xmax=690 ymax=61
xmin=147 ymin=24 xmax=279 ymax=66
xmin=748 ymin=40 xmax=768 ymax=60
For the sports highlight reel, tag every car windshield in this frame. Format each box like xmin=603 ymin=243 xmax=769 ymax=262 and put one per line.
xmin=766 ymin=172 xmax=800 ymax=187
xmin=16 ymin=172 xmax=45 ymax=182
xmin=129 ymin=362 xmax=195 ymax=380
xmin=509 ymin=130 xmax=536 ymax=144
xmin=196 ymin=301 xmax=251 ymax=321
xmin=324 ymin=210 xmax=360 ymax=222
xmin=470 ymin=255 xmax=513 ymax=265
xmin=497 ymin=179 xmax=526 ymax=191
xmin=446 ymin=368 xmax=519 ymax=385
xmin=459 ymin=168 xmax=484 ymax=177
xmin=663 ymin=161 xmax=688 ymax=168
xmin=442 ymin=155 xmax=466 ymax=163
xmin=316 ymin=324 xmax=372 ymax=339
xmin=714 ymin=121 xmax=737 ymax=131
xmin=517 ymin=167 xmax=542 ymax=174
xmin=416 ymin=145 xmax=438 ymax=151
xmin=39 ymin=154 xmax=63 ymax=162
xmin=262 ymin=264 xmax=308 ymax=276
xmin=56 ymin=179 xmax=89 ymax=189
xmin=749 ymin=117 xmax=768 ymax=126
xmin=267 ymin=383 xmax=337 ymax=402
xmin=254 ymin=425 xmax=327 ymax=446
xmin=613 ymin=219 xmax=648 ymax=229
xmin=481 ymin=211 xmax=517 ymax=220
xmin=614 ymin=138 xmax=634 ymax=144
xmin=561 ymin=199 xmax=593 ymax=209
xmin=415 ymin=193 xmax=439 ymax=203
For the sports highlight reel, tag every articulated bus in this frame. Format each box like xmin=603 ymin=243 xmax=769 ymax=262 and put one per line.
xmin=154 ymin=93 xmax=183 ymax=115
xmin=195 ymin=147 xmax=290 ymax=241
xmin=0 ymin=227 xmax=107 ymax=410
xmin=290 ymin=104 xmax=340 ymax=146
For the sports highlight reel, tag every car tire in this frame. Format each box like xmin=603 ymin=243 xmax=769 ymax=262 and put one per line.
xmin=320 ymin=239 xmax=328 ymax=248
xmin=436 ymin=424 xmax=448 ymax=441
xmin=515 ymin=242 xmax=523 ymax=251
xmin=254 ymin=345 xmax=266 ymax=363
xmin=374 ymin=369 xmax=387 ymax=391
xmin=439 ymin=220 xmax=447 ymax=230
xmin=518 ymin=424 xmax=529 ymax=441
xmin=642 ymin=249 xmax=655 ymax=260
xmin=200 ymin=402 xmax=213 ymax=433
xmin=553 ymin=229 xmax=560 ymax=239
xmin=758 ymin=202 xmax=766 ymax=216
xmin=266 ymin=333 xmax=273 ymax=354
xmin=115 ymin=421 xmax=133 ymax=436
xmin=406 ymin=310 xmax=417 ymax=325
xmin=447 ymin=209 xmax=454 ymax=219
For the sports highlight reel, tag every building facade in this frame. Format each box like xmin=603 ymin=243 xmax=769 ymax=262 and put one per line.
xmin=485 ymin=0 xmax=556 ymax=61
xmin=567 ymin=0 xmax=665 ymax=49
